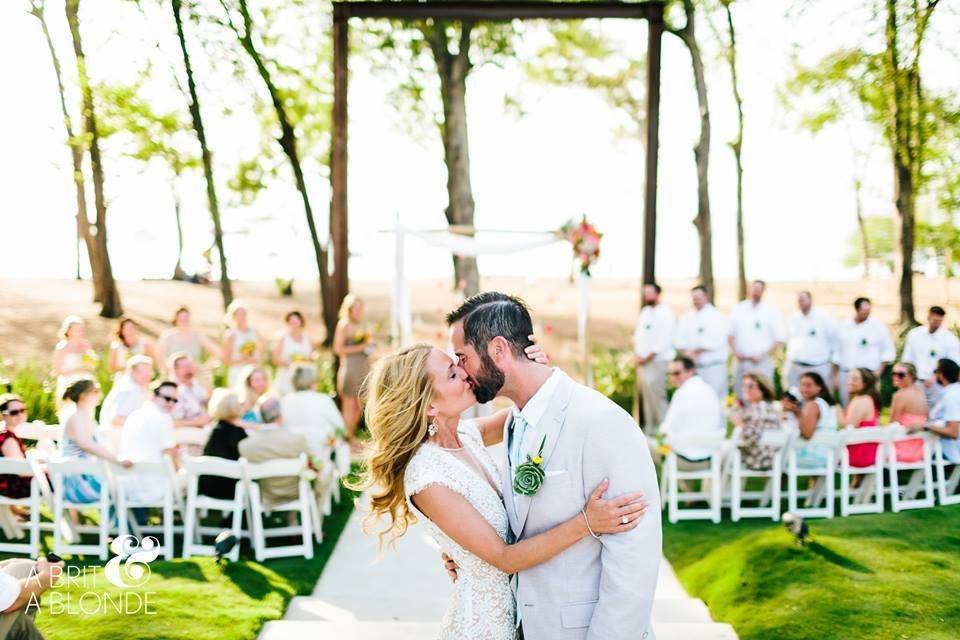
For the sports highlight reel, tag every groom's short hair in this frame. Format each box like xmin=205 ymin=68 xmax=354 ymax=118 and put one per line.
xmin=447 ymin=292 xmax=534 ymax=359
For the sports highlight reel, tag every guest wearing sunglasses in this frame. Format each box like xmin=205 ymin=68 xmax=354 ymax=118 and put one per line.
xmin=889 ymin=362 xmax=928 ymax=463
xmin=118 ymin=382 xmax=181 ymax=507
xmin=0 ymin=394 xmax=32 ymax=500
xmin=654 ymin=357 xmax=725 ymax=466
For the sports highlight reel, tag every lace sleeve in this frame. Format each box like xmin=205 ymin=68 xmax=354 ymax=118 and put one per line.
xmin=405 ymin=446 xmax=458 ymax=501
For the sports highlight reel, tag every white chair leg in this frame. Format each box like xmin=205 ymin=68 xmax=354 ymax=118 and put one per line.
xmin=711 ymin=459 xmax=721 ymax=524
xmin=183 ymin=503 xmax=195 ymax=559
xmin=667 ymin=456 xmax=678 ymax=525
xmin=164 ymin=498 xmax=174 ymax=561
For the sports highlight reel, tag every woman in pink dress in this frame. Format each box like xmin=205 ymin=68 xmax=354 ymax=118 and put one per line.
xmin=840 ymin=368 xmax=881 ymax=467
xmin=889 ymin=362 xmax=928 ymax=463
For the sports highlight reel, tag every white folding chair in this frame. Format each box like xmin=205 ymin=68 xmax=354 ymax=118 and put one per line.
xmin=174 ymin=427 xmax=210 ymax=449
xmin=182 ymin=457 xmax=246 ymax=561
xmin=663 ymin=434 xmax=725 ymax=524
xmin=14 ymin=422 xmax=63 ymax=460
xmin=933 ymin=437 xmax=960 ymax=506
xmin=48 ymin=457 xmax=112 ymax=560
xmin=109 ymin=457 xmax=179 ymax=560
xmin=244 ymin=454 xmax=314 ymax=561
xmin=840 ymin=426 xmax=891 ymax=516
xmin=727 ymin=429 xmax=790 ymax=522
xmin=887 ymin=425 xmax=936 ymax=512
xmin=0 ymin=459 xmax=42 ymax=557
xmin=787 ymin=430 xmax=842 ymax=518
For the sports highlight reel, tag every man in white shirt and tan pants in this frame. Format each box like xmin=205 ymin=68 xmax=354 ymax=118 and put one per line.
xmin=785 ymin=291 xmax=837 ymax=391
xmin=729 ymin=280 xmax=785 ymax=400
xmin=675 ymin=285 xmax=731 ymax=400
xmin=833 ymin=297 xmax=896 ymax=406
xmin=633 ymin=282 xmax=675 ymax=434
xmin=902 ymin=306 xmax=960 ymax=408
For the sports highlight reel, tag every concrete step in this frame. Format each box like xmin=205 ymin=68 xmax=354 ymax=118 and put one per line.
xmin=651 ymin=598 xmax=714 ymax=624
xmin=259 ymin=620 xmax=738 ymax=640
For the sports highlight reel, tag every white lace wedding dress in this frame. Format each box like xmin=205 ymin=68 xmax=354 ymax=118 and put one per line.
xmin=405 ymin=421 xmax=517 ymax=640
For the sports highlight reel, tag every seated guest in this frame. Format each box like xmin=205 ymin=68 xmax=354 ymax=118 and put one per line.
xmin=655 ymin=357 xmax=725 ymax=464
xmin=907 ymin=358 xmax=960 ymax=465
xmin=840 ymin=368 xmax=881 ymax=468
xmin=782 ymin=372 xmax=838 ymax=469
xmin=238 ymin=365 xmax=270 ymax=424
xmin=732 ymin=373 xmax=780 ymax=471
xmin=890 ymin=362 xmax=929 ymax=463
xmin=169 ymin=353 xmax=210 ymax=429
xmin=60 ymin=380 xmax=132 ymax=503
xmin=99 ymin=356 xmax=153 ymax=428
xmin=281 ymin=365 xmax=345 ymax=454
xmin=198 ymin=389 xmax=248 ymax=499
xmin=118 ymin=381 xmax=180 ymax=508
xmin=0 ymin=395 xmax=31 ymax=500
xmin=0 ymin=555 xmax=63 ymax=639
xmin=238 ymin=398 xmax=311 ymax=505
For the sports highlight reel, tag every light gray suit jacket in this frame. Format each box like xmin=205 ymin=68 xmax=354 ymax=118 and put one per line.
xmin=503 ymin=371 xmax=661 ymax=640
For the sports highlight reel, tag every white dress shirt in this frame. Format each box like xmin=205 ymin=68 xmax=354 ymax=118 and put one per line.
xmin=99 ymin=375 xmax=149 ymax=428
xmin=633 ymin=303 xmax=676 ymax=362
xmin=0 ymin=571 xmax=20 ymax=613
xmin=833 ymin=317 xmax=896 ymax=371
xmin=729 ymin=300 xmax=786 ymax=358
xmin=281 ymin=390 xmax=345 ymax=455
xmin=658 ymin=375 xmax=725 ymax=459
xmin=509 ymin=368 xmax=563 ymax=512
xmin=675 ymin=304 xmax=730 ymax=367
xmin=119 ymin=401 xmax=176 ymax=503
xmin=931 ymin=383 xmax=960 ymax=463
xmin=902 ymin=326 xmax=960 ymax=380
xmin=786 ymin=307 xmax=837 ymax=365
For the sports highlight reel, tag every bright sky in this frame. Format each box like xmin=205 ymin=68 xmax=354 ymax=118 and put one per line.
xmin=2 ymin=1 xmax=958 ymax=283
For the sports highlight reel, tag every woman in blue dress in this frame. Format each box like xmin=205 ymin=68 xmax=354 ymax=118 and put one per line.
xmin=783 ymin=372 xmax=839 ymax=469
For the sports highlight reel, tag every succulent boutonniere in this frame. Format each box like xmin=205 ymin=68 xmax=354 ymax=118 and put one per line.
xmin=513 ymin=435 xmax=547 ymax=497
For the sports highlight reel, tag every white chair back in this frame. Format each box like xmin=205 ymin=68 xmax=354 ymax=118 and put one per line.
xmin=244 ymin=453 xmax=313 ymax=561
xmin=15 ymin=422 xmax=63 ymax=459
xmin=181 ymin=456 xmax=246 ymax=562
xmin=244 ymin=457 xmax=305 ymax=481
xmin=843 ymin=425 xmax=892 ymax=445
xmin=175 ymin=427 xmax=209 ymax=448
xmin=0 ymin=459 xmax=41 ymax=557
xmin=47 ymin=456 xmax=112 ymax=560
xmin=184 ymin=456 xmax=244 ymax=479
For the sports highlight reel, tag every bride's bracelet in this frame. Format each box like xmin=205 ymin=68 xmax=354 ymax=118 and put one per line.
xmin=581 ymin=509 xmax=600 ymax=539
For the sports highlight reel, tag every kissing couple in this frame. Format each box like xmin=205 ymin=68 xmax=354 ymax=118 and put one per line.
xmin=351 ymin=292 xmax=662 ymax=640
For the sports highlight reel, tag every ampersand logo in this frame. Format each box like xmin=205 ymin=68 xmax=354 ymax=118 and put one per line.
xmin=104 ymin=536 xmax=160 ymax=588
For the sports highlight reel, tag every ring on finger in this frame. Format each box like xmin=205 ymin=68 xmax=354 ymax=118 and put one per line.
xmin=620 ymin=515 xmax=629 ymax=525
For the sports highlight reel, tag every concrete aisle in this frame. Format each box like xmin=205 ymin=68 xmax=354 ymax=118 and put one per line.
xmin=259 ymin=504 xmax=738 ymax=639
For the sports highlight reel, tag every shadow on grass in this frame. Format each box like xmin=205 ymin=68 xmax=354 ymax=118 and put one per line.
xmin=223 ymin=561 xmax=275 ymax=600
xmin=149 ymin=560 xmax=210 ymax=582
xmin=806 ymin=541 xmax=874 ymax=574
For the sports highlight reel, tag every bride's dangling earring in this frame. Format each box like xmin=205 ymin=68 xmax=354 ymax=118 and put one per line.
xmin=428 ymin=419 xmax=439 ymax=437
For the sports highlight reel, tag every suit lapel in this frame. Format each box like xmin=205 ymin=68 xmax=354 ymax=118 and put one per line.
xmin=502 ymin=412 xmax=521 ymax=536
xmin=513 ymin=373 xmax=575 ymax=538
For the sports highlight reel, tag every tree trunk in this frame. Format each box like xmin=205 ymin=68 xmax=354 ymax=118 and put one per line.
xmin=722 ymin=2 xmax=747 ymax=301
xmin=853 ymin=176 xmax=870 ymax=278
xmin=30 ymin=0 xmax=101 ymax=298
xmin=172 ymin=0 xmax=233 ymax=308
xmin=65 ymin=0 xmax=123 ymax=318
xmin=428 ymin=23 xmax=480 ymax=297
xmin=171 ymin=178 xmax=187 ymax=281
xmin=670 ymin=0 xmax=714 ymax=301
xmin=894 ymin=155 xmax=916 ymax=325
xmin=230 ymin=0 xmax=338 ymax=341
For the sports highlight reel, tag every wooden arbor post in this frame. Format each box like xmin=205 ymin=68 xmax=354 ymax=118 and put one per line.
xmin=330 ymin=6 xmax=350 ymax=313
xmin=643 ymin=6 xmax=664 ymax=286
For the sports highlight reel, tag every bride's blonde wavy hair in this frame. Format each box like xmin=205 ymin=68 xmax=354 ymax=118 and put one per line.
xmin=347 ymin=343 xmax=435 ymax=546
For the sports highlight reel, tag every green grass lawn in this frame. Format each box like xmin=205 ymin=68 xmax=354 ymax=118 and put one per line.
xmin=664 ymin=505 xmax=960 ymax=640
xmin=0 ymin=491 xmax=355 ymax=640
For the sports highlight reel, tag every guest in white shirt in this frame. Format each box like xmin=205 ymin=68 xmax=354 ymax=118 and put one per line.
xmin=675 ymin=285 xmax=730 ymax=400
xmin=118 ymin=381 xmax=179 ymax=516
xmin=902 ymin=306 xmax=960 ymax=407
xmin=833 ymin=297 xmax=895 ymax=405
xmin=728 ymin=280 xmax=785 ymax=400
xmin=633 ymin=283 xmax=675 ymax=433
xmin=281 ymin=365 xmax=345 ymax=456
xmin=906 ymin=358 xmax=960 ymax=465
xmin=654 ymin=357 xmax=725 ymax=465
xmin=785 ymin=291 xmax=837 ymax=391
xmin=99 ymin=356 xmax=153 ymax=428
xmin=169 ymin=352 xmax=211 ymax=429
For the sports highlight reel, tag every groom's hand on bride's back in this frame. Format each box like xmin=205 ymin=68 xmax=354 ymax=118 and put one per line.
xmin=442 ymin=552 xmax=459 ymax=583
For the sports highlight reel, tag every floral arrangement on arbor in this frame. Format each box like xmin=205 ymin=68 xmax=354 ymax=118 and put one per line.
xmin=558 ymin=215 xmax=603 ymax=276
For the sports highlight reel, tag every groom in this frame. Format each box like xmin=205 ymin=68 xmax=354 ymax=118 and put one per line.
xmin=447 ymin=292 xmax=662 ymax=640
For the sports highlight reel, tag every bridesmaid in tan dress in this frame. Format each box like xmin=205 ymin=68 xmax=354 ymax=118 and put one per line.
xmin=333 ymin=295 xmax=373 ymax=451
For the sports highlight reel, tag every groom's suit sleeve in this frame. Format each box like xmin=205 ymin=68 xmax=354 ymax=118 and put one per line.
xmin=581 ymin=399 xmax=662 ymax=640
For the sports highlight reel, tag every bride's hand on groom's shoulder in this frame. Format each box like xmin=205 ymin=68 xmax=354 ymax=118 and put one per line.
xmin=584 ymin=479 xmax=647 ymax=536
xmin=525 ymin=334 xmax=550 ymax=365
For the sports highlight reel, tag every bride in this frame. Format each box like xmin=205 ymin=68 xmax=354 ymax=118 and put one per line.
xmin=350 ymin=343 xmax=648 ymax=640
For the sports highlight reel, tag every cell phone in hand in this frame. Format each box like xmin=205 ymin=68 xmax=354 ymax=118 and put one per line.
xmin=45 ymin=552 xmax=62 ymax=563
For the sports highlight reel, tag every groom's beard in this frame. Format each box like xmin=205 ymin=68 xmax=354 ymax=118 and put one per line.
xmin=472 ymin=353 xmax=506 ymax=404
